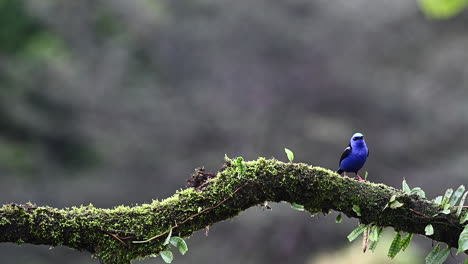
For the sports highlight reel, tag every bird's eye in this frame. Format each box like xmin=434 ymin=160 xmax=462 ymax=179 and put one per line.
xmin=353 ymin=137 xmax=358 ymax=141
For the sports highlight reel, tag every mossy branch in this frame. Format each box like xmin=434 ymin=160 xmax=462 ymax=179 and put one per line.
xmin=0 ymin=157 xmax=465 ymax=263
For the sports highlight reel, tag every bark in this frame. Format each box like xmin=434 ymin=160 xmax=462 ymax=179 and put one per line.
xmin=0 ymin=157 xmax=464 ymax=263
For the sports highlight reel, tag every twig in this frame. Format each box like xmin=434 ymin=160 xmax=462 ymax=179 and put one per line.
xmin=133 ymin=182 xmax=250 ymax=244
xmin=409 ymin=208 xmax=429 ymax=218
xmin=119 ymin=236 xmax=137 ymax=240
xmin=102 ymin=230 xmax=130 ymax=248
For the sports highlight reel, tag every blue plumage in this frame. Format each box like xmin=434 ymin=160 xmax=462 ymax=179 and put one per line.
xmin=336 ymin=132 xmax=369 ymax=181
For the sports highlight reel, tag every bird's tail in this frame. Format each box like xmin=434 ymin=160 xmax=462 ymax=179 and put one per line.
xmin=336 ymin=168 xmax=343 ymax=174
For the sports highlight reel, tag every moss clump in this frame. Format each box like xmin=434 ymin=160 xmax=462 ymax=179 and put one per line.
xmin=0 ymin=157 xmax=461 ymax=262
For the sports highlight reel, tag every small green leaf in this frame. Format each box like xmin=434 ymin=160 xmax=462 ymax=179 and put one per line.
xmin=197 ymin=207 xmax=202 ymax=213
xmin=457 ymin=191 xmax=468 ymax=217
xmin=425 ymin=224 xmax=434 ymax=236
xmin=369 ymin=227 xmax=383 ymax=252
xmin=434 ymin=196 xmax=443 ymax=205
xmin=418 ymin=0 xmax=468 ymax=19
xmin=440 ymin=189 xmax=453 ymax=208
xmin=369 ymin=241 xmax=379 ymax=252
xmin=433 ymin=247 xmax=450 ymax=264
xmin=352 ymin=205 xmax=361 ymax=216
xmin=400 ymin=233 xmax=413 ymax=251
xmin=370 ymin=225 xmax=379 ymax=241
xmin=383 ymin=195 xmax=397 ymax=210
xmin=389 ymin=200 xmax=404 ymax=209
xmin=458 ymin=225 xmax=468 ymax=254
xmin=402 ymin=179 xmax=411 ymax=194
xmin=347 ymin=224 xmax=367 ymax=242
xmin=364 ymin=171 xmax=368 ymax=181
xmin=450 ymin=185 xmax=465 ymax=206
xmin=170 ymin=236 xmax=188 ymax=255
xmin=461 ymin=213 xmax=468 ymax=224
xmin=291 ymin=202 xmax=304 ymax=211
xmin=440 ymin=209 xmax=451 ymax=215
xmin=410 ymin=187 xmax=426 ymax=198
xmin=440 ymin=197 xmax=450 ymax=209
xmin=284 ymin=148 xmax=294 ymax=162
xmin=163 ymin=228 xmax=173 ymax=246
xmin=160 ymin=251 xmax=174 ymax=263
xmin=388 ymin=232 xmax=402 ymax=259
xmin=235 ymin=157 xmax=247 ymax=178
xmin=444 ymin=188 xmax=453 ymax=197
xmin=335 ymin=213 xmax=342 ymax=223
xmin=426 ymin=243 xmax=441 ymax=264
xmin=426 ymin=243 xmax=450 ymax=264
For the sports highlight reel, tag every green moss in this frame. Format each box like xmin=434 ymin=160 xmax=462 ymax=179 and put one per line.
xmin=0 ymin=157 xmax=458 ymax=262
xmin=16 ymin=238 xmax=24 ymax=245
xmin=0 ymin=216 xmax=11 ymax=226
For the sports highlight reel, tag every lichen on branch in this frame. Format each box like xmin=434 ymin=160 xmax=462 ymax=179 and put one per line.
xmin=0 ymin=157 xmax=465 ymax=263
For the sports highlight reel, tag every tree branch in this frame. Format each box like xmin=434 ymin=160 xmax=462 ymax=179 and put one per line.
xmin=0 ymin=157 xmax=465 ymax=263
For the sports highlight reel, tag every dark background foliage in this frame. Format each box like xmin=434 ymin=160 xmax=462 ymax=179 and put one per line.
xmin=0 ymin=0 xmax=467 ymax=263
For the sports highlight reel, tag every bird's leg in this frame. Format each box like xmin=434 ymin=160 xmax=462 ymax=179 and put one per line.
xmin=344 ymin=172 xmax=348 ymax=178
xmin=356 ymin=173 xmax=365 ymax=181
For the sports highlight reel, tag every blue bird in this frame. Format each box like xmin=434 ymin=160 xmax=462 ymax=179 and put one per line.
xmin=336 ymin=132 xmax=369 ymax=181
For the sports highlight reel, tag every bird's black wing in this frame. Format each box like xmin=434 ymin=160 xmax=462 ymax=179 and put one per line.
xmin=339 ymin=144 xmax=352 ymax=165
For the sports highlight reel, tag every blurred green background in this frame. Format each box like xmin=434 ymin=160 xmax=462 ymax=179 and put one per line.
xmin=0 ymin=0 xmax=467 ymax=263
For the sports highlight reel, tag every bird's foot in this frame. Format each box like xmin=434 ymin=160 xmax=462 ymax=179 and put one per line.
xmin=356 ymin=174 xmax=365 ymax=181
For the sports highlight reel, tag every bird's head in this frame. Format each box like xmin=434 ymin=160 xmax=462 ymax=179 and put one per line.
xmin=350 ymin=132 xmax=366 ymax=148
